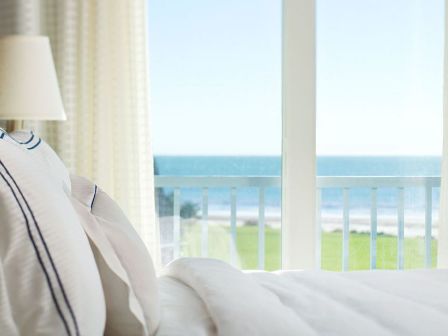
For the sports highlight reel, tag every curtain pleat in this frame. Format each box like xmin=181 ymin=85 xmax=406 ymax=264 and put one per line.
xmin=0 ymin=0 xmax=160 ymax=268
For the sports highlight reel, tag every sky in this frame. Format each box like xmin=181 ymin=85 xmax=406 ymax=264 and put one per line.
xmin=148 ymin=0 xmax=444 ymax=156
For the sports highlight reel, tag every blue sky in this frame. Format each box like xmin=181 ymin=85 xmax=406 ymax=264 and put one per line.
xmin=148 ymin=0 xmax=444 ymax=156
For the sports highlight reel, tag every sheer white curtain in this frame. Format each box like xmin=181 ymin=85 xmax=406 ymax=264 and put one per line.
xmin=0 ymin=0 xmax=160 ymax=267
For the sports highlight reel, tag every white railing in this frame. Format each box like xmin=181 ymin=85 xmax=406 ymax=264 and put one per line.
xmin=155 ymin=176 xmax=440 ymax=270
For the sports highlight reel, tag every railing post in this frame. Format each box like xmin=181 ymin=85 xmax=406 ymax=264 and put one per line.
xmin=258 ymin=187 xmax=266 ymax=270
xmin=370 ymin=188 xmax=378 ymax=269
xmin=342 ymin=188 xmax=350 ymax=271
xmin=230 ymin=187 xmax=237 ymax=266
xmin=173 ymin=188 xmax=181 ymax=259
xmin=316 ymin=188 xmax=322 ymax=269
xmin=201 ymin=188 xmax=209 ymax=257
xmin=425 ymin=185 xmax=433 ymax=268
xmin=397 ymin=188 xmax=405 ymax=270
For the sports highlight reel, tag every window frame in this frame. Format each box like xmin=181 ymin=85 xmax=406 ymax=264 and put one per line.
xmin=281 ymin=0 xmax=317 ymax=269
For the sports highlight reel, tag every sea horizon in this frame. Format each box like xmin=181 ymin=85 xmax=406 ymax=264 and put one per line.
xmin=155 ymin=155 xmax=441 ymax=214
xmin=155 ymin=155 xmax=441 ymax=175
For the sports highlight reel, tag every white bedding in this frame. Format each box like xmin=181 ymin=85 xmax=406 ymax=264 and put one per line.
xmin=156 ymin=258 xmax=448 ymax=336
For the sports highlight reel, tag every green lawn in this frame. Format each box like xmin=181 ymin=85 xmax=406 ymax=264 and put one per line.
xmin=181 ymin=224 xmax=437 ymax=271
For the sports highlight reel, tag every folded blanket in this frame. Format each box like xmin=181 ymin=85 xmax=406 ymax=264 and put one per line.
xmin=159 ymin=258 xmax=448 ymax=336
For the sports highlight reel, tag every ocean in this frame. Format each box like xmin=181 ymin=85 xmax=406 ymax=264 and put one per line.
xmin=154 ymin=156 xmax=442 ymax=217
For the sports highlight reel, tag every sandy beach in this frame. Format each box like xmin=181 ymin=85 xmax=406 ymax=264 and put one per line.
xmin=159 ymin=212 xmax=438 ymax=241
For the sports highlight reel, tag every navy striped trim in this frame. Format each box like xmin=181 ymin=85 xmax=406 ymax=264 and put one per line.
xmin=2 ymin=131 xmax=35 ymax=145
xmin=90 ymin=185 xmax=98 ymax=210
xmin=0 ymin=161 xmax=80 ymax=336
xmin=0 ymin=170 xmax=71 ymax=336
xmin=0 ymin=131 xmax=41 ymax=149
xmin=23 ymin=133 xmax=35 ymax=144
xmin=27 ymin=137 xmax=41 ymax=150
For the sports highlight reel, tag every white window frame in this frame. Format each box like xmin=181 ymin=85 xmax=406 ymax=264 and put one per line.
xmin=281 ymin=0 xmax=317 ymax=269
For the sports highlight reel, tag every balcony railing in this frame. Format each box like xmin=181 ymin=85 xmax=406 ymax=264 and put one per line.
xmin=155 ymin=176 xmax=440 ymax=270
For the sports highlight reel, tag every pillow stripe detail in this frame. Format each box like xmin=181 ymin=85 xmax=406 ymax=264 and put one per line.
xmin=90 ymin=185 xmax=98 ymax=210
xmin=1 ymin=131 xmax=35 ymax=145
xmin=23 ymin=133 xmax=35 ymax=144
xmin=27 ymin=138 xmax=42 ymax=150
xmin=0 ymin=169 xmax=72 ymax=336
xmin=0 ymin=160 xmax=80 ymax=336
xmin=0 ymin=131 xmax=41 ymax=150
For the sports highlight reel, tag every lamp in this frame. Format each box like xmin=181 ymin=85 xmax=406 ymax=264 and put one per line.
xmin=0 ymin=35 xmax=66 ymax=132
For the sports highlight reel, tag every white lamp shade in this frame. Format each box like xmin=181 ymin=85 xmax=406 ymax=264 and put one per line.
xmin=0 ymin=35 xmax=66 ymax=120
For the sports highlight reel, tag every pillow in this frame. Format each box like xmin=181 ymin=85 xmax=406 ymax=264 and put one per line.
xmin=70 ymin=174 xmax=160 ymax=335
xmin=0 ymin=261 xmax=17 ymax=335
xmin=6 ymin=130 xmax=70 ymax=193
xmin=0 ymin=131 xmax=106 ymax=335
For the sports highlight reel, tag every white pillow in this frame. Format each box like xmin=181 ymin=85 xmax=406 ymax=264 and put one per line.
xmin=0 ymin=132 xmax=106 ymax=335
xmin=0 ymin=261 xmax=18 ymax=335
xmin=70 ymin=174 xmax=160 ymax=335
xmin=7 ymin=130 xmax=71 ymax=193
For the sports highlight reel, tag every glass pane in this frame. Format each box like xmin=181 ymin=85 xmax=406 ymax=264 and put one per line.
xmin=149 ymin=0 xmax=282 ymax=270
xmin=317 ymin=0 xmax=444 ymax=270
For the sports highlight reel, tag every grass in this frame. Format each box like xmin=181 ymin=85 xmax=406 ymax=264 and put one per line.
xmin=181 ymin=224 xmax=437 ymax=271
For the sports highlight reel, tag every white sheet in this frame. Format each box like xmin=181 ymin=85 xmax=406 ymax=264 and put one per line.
xmin=157 ymin=258 xmax=448 ymax=336
xmin=157 ymin=277 xmax=215 ymax=336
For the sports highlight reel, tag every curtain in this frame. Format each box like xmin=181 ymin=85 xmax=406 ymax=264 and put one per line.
xmin=0 ymin=0 xmax=160 ymax=268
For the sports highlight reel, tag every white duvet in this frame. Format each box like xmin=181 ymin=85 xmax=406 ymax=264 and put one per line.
xmin=156 ymin=258 xmax=448 ymax=336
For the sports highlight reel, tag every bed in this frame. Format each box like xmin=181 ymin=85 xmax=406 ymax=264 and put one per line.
xmin=155 ymin=258 xmax=448 ymax=336
xmin=1 ymin=130 xmax=447 ymax=336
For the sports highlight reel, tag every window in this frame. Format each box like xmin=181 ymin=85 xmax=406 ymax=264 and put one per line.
xmin=149 ymin=0 xmax=282 ymax=269
xmin=316 ymin=0 xmax=444 ymax=270
xmin=149 ymin=0 xmax=444 ymax=271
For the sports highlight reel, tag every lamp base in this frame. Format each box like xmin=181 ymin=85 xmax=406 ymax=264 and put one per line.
xmin=5 ymin=120 xmax=23 ymax=132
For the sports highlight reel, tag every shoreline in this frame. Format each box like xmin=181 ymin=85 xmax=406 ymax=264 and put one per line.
xmin=160 ymin=213 xmax=439 ymax=238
